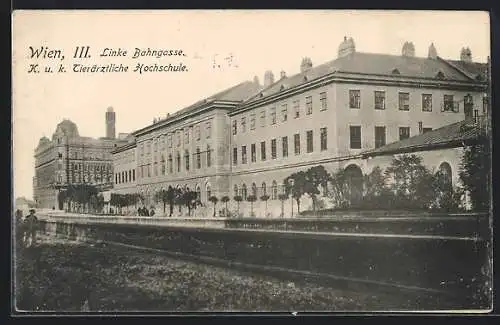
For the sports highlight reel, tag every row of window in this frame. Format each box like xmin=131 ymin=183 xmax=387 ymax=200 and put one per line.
xmin=233 ymin=128 xmax=328 ymax=165
xmin=349 ymin=125 xmax=432 ymax=149
xmin=138 ymin=146 xmax=213 ymax=178
xmin=233 ymin=181 xmax=285 ymax=201
xmin=115 ymin=169 xmax=136 ymax=185
xmin=232 ymin=92 xmax=328 ymax=135
xmin=349 ymin=91 xmax=475 ymax=112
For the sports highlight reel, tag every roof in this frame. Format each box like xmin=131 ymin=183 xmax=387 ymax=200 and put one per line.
xmin=361 ymin=119 xmax=485 ymax=158
xmin=445 ymin=60 xmax=488 ymax=81
xmin=132 ymin=80 xmax=262 ymax=135
xmin=53 ymin=119 xmax=80 ymax=138
xmin=245 ymin=52 xmax=481 ymax=104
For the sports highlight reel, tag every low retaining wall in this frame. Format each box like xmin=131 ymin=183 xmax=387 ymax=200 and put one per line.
xmin=37 ymin=217 xmax=491 ymax=309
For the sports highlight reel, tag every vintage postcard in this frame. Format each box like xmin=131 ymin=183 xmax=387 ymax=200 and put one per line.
xmin=12 ymin=10 xmax=493 ymax=314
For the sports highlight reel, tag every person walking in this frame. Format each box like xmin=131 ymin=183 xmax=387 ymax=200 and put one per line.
xmin=23 ymin=209 xmax=39 ymax=247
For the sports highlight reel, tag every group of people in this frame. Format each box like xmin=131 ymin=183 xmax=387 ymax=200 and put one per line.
xmin=137 ymin=207 xmax=155 ymax=216
xmin=15 ymin=209 xmax=39 ymax=248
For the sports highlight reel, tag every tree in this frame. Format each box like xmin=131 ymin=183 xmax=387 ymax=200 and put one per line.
xmin=260 ymin=194 xmax=270 ymax=217
xmin=221 ymin=196 xmax=230 ymax=217
xmin=246 ymin=195 xmax=257 ymax=217
xmin=303 ymin=165 xmax=330 ymax=212
xmin=459 ymin=136 xmax=491 ymax=211
xmin=233 ymin=195 xmax=243 ymax=217
xmin=278 ymin=193 xmax=288 ymax=218
xmin=208 ymin=196 xmax=218 ymax=217
xmin=362 ymin=166 xmax=393 ymax=209
xmin=155 ymin=189 xmax=170 ymax=214
xmin=183 ymin=191 xmax=198 ymax=216
xmin=284 ymin=171 xmax=306 ymax=214
xmin=167 ymin=186 xmax=175 ymax=217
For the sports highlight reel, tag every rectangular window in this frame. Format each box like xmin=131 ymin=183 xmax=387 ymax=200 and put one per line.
xmin=399 ymin=127 xmax=410 ymax=140
xmin=177 ymin=133 xmax=181 ymax=146
xmin=251 ymin=143 xmax=256 ymax=162
xmin=294 ymin=133 xmax=301 ymax=155
xmin=350 ymin=126 xmax=362 ymax=149
xmin=282 ymin=136 xmax=288 ymax=158
xmin=207 ymin=146 xmax=212 ymax=167
xmin=250 ymin=114 xmax=256 ymax=130
xmin=232 ymin=120 xmax=237 ymax=135
xmin=443 ymin=95 xmax=458 ymax=112
xmin=271 ymin=139 xmax=277 ymax=159
xmin=349 ymin=90 xmax=361 ymax=109
xmin=374 ymin=126 xmax=386 ymax=148
xmin=260 ymin=111 xmax=266 ymax=127
xmin=195 ymin=125 xmax=201 ymax=140
xmin=132 ymin=169 xmax=135 ymax=181
xmin=293 ymin=100 xmax=300 ymax=118
xmin=153 ymin=139 xmax=158 ymax=152
xmin=206 ymin=122 xmax=212 ymax=138
xmin=423 ymin=127 xmax=433 ymax=134
xmin=241 ymin=117 xmax=246 ymax=133
xmin=168 ymin=135 xmax=172 ymax=148
xmin=233 ymin=147 xmax=238 ymax=165
xmin=306 ymin=96 xmax=313 ymax=115
xmin=320 ymin=92 xmax=327 ymax=111
xmin=184 ymin=129 xmax=189 ymax=144
xmin=281 ymin=104 xmax=288 ymax=122
xmin=320 ymin=127 xmax=327 ymax=151
xmin=261 ymin=141 xmax=266 ymax=161
xmin=271 ymin=107 xmax=277 ymax=125
xmin=306 ymin=130 xmax=313 ymax=153
xmin=422 ymin=94 xmax=432 ymax=112
xmin=399 ymin=92 xmax=410 ymax=111
xmin=374 ymin=91 xmax=386 ymax=110
xmin=242 ymin=146 xmax=247 ymax=164
xmin=160 ymin=136 xmax=165 ymax=150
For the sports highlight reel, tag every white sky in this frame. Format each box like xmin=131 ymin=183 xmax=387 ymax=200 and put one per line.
xmin=12 ymin=10 xmax=490 ymax=200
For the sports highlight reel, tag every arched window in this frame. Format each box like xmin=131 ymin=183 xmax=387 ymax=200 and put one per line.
xmin=261 ymin=182 xmax=267 ymax=196
xmin=168 ymin=154 xmax=173 ymax=173
xmin=161 ymin=155 xmax=166 ymax=175
xmin=185 ymin=150 xmax=190 ymax=171
xmin=242 ymin=184 xmax=248 ymax=200
xmin=196 ymin=147 xmax=201 ymax=169
xmin=437 ymin=162 xmax=453 ymax=189
xmin=207 ymin=145 xmax=212 ymax=167
xmin=206 ymin=183 xmax=212 ymax=200
xmin=196 ymin=185 xmax=201 ymax=201
xmin=251 ymin=183 xmax=257 ymax=197
xmin=176 ymin=152 xmax=181 ymax=172
xmin=128 ymin=170 xmax=132 ymax=182
xmin=272 ymin=181 xmax=278 ymax=200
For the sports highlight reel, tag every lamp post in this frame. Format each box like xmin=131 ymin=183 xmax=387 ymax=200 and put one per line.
xmin=288 ymin=178 xmax=295 ymax=218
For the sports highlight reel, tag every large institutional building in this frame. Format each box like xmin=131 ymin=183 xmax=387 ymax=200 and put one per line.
xmin=108 ymin=37 xmax=488 ymax=216
xmin=33 ymin=107 xmax=128 ymax=209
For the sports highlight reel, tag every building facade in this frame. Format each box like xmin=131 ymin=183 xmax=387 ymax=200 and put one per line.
xmin=33 ymin=112 xmax=127 ymax=209
xmin=110 ymin=37 xmax=488 ymax=216
xmin=111 ymin=136 xmax=137 ymax=195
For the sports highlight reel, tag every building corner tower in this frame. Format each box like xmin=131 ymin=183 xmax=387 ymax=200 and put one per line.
xmin=105 ymin=107 xmax=116 ymax=139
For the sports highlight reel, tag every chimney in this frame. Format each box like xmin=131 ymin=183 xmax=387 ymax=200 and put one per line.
xmin=418 ymin=121 xmax=423 ymax=134
xmin=105 ymin=106 xmax=116 ymax=139
xmin=300 ymin=57 xmax=313 ymax=72
xmin=402 ymin=41 xmax=416 ymax=57
xmin=253 ymin=75 xmax=260 ymax=86
xmin=428 ymin=43 xmax=438 ymax=59
xmin=460 ymin=47 xmax=472 ymax=62
xmin=338 ymin=36 xmax=356 ymax=58
xmin=264 ymin=70 xmax=275 ymax=87
xmin=280 ymin=70 xmax=287 ymax=79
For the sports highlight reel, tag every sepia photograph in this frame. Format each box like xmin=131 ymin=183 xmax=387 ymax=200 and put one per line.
xmin=12 ymin=10 xmax=492 ymax=314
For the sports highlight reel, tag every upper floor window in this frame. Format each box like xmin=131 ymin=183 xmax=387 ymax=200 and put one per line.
xmin=184 ymin=129 xmax=190 ymax=144
xmin=281 ymin=104 xmax=288 ymax=122
xmin=195 ymin=125 xmax=201 ymax=141
xmin=241 ymin=117 xmax=246 ymax=133
xmin=442 ymin=95 xmax=458 ymax=112
xmin=232 ymin=120 xmax=237 ymax=135
xmin=282 ymin=136 xmax=288 ymax=158
xmin=168 ymin=134 xmax=172 ymax=148
xmin=196 ymin=148 xmax=201 ymax=169
xmin=242 ymin=145 xmax=247 ymax=164
xmin=251 ymin=143 xmax=256 ymax=163
xmin=177 ymin=132 xmax=181 ymax=146
xmin=306 ymin=130 xmax=313 ymax=153
xmin=261 ymin=141 xmax=266 ymax=161
xmin=260 ymin=111 xmax=266 ymax=127
xmin=293 ymin=100 xmax=300 ymax=118
xmin=270 ymin=107 xmax=277 ymax=125
xmin=423 ymin=127 xmax=433 ymax=134
xmin=374 ymin=91 xmax=386 ymax=110
xmin=233 ymin=147 xmax=238 ymax=165
xmin=320 ymin=127 xmax=327 ymax=151
xmin=153 ymin=138 xmax=158 ymax=152
xmin=399 ymin=127 xmax=410 ymax=140
xmin=349 ymin=90 xmax=361 ymax=109
xmin=184 ymin=150 xmax=190 ymax=171
xmin=207 ymin=145 xmax=212 ymax=167
xmin=422 ymin=94 xmax=432 ymax=112
xmin=294 ymin=133 xmax=301 ymax=155
xmin=250 ymin=114 xmax=256 ymax=130
xmin=320 ymin=92 xmax=327 ymax=111
xmin=271 ymin=139 xmax=277 ymax=159
xmin=398 ymin=92 xmax=410 ymax=111
xmin=350 ymin=126 xmax=362 ymax=149
xmin=306 ymin=96 xmax=313 ymax=115
xmin=206 ymin=121 xmax=212 ymax=138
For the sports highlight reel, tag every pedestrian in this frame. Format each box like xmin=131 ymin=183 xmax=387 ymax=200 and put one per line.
xmin=143 ymin=207 xmax=149 ymax=217
xmin=149 ymin=207 xmax=155 ymax=217
xmin=23 ymin=209 xmax=39 ymax=247
xmin=137 ymin=207 xmax=142 ymax=216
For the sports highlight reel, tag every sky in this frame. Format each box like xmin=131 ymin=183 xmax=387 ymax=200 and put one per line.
xmin=12 ymin=10 xmax=490 ymax=200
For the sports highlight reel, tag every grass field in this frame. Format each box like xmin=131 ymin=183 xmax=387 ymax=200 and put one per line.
xmin=14 ymin=237 xmax=462 ymax=312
